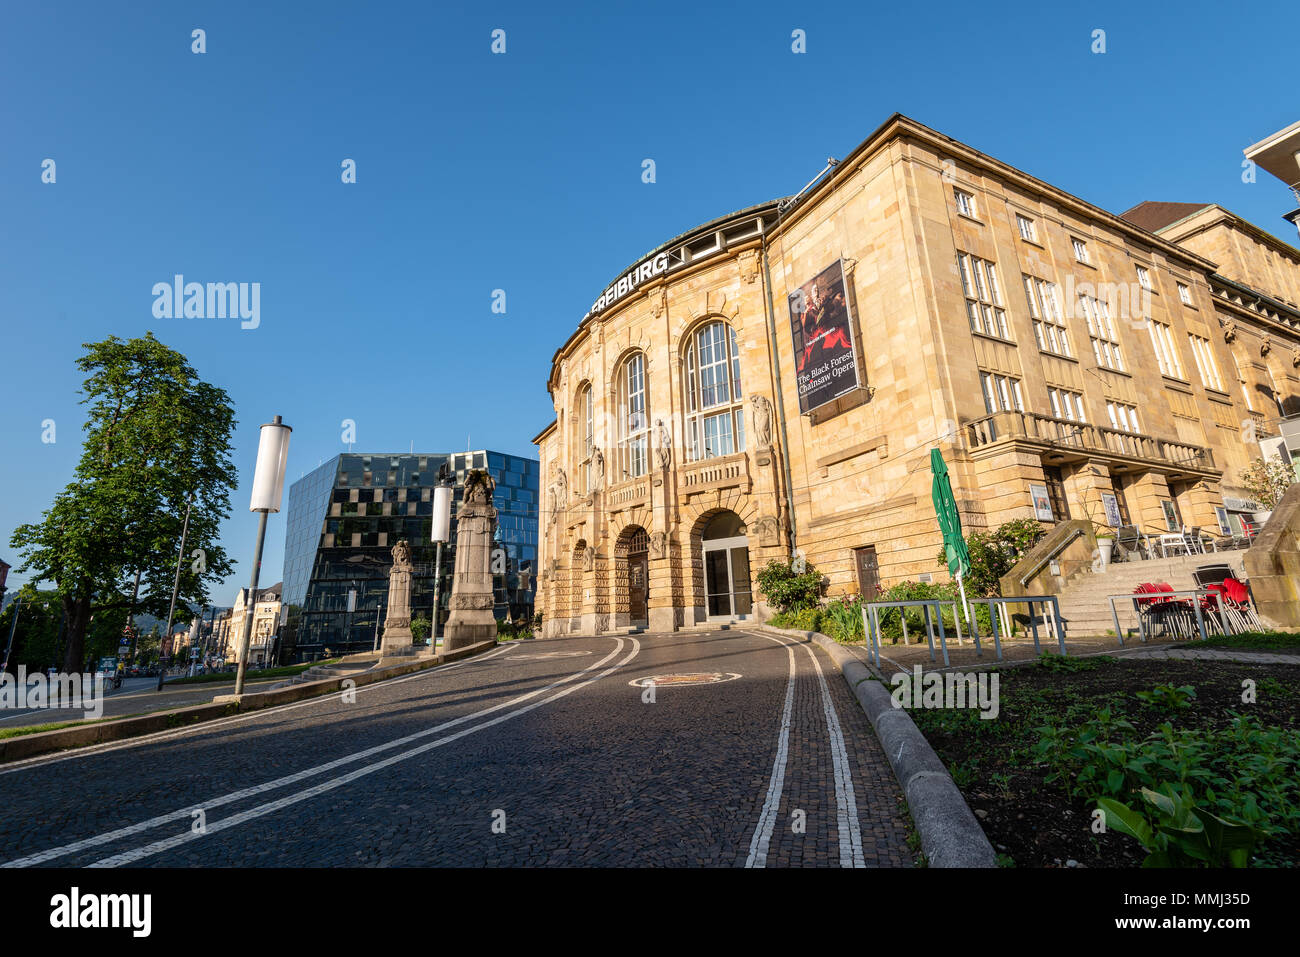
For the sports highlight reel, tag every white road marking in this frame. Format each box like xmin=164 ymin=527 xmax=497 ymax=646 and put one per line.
xmin=796 ymin=643 xmax=866 ymax=867
xmin=1 ymin=640 xmax=624 ymax=867
xmin=85 ymin=639 xmax=642 ymax=868
xmin=744 ymin=632 xmax=798 ymax=868
xmin=0 ymin=645 xmax=516 ymax=776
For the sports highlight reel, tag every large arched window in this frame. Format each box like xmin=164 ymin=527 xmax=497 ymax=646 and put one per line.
xmin=685 ymin=321 xmax=745 ymax=462
xmin=577 ymin=384 xmax=593 ymax=493
xmin=616 ymin=353 xmax=649 ymax=479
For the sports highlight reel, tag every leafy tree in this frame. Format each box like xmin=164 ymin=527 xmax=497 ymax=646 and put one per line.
xmin=410 ymin=615 xmax=432 ymax=642
xmin=1240 ymin=456 xmax=1294 ymax=510
xmin=9 ymin=333 xmax=237 ymax=675
xmin=0 ymin=586 xmax=62 ymax=672
xmin=755 ymin=559 xmax=824 ymax=612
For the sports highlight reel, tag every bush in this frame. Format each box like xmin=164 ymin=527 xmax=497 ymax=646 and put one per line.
xmin=755 ymin=559 xmax=824 ymax=612
xmin=410 ymin=616 xmax=431 ymax=642
xmin=769 ymin=607 xmax=823 ymax=633
xmin=936 ymin=518 xmax=1047 ymax=597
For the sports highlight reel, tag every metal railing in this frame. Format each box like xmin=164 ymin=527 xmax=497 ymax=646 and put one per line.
xmin=966 ymin=595 xmax=1066 ymax=660
xmin=861 ymin=598 xmax=971 ymax=668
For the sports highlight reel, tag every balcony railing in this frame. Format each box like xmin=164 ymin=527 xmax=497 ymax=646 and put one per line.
xmin=966 ymin=410 xmax=1214 ymax=470
xmin=681 ymin=451 xmax=750 ymax=495
xmin=607 ymin=476 xmax=650 ymax=509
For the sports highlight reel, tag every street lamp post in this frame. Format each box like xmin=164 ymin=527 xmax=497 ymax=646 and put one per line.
xmin=157 ymin=493 xmax=194 ymax=692
xmin=234 ymin=415 xmax=292 ymax=696
xmin=429 ymin=464 xmax=453 ymax=647
xmin=2 ymin=592 xmax=23 ymax=673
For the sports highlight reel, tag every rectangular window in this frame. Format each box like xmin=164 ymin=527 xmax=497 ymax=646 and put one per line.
xmin=1188 ymin=334 xmax=1224 ymax=391
xmin=1072 ymin=238 xmax=1090 ymax=263
xmin=954 ymin=188 xmax=976 ymax=218
xmin=1136 ymin=265 xmax=1152 ymax=291
xmin=958 ymin=253 xmax=1010 ymax=339
xmin=1016 ymin=214 xmax=1037 ymax=242
xmin=1078 ymin=293 xmax=1124 ymax=371
xmin=1146 ymin=320 xmax=1184 ymax=378
xmin=980 ymin=371 xmax=1024 ymax=414
xmin=1024 ymin=275 xmax=1070 ymax=356
xmin=1106 ymin=401 xmax=1141 ymax=434
xmin=1048 ymin=387 xmax=1087 ymax=422
xmin=1177 ymin=282 xmax=1192 ymax=305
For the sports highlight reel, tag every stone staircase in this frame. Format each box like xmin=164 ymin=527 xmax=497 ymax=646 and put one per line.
xmin=270 ymin=659 xmax=376 ymax=691
xmin=1051 ymin=549 xmax=1248 ymax=638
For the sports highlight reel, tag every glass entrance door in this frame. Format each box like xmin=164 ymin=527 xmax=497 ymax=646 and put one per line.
xmin=703 ymin=535 xmax=752 ymax=619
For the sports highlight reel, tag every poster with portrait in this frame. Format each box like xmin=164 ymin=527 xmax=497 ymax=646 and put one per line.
xmin=1101 ymin=492 xmax=1122 ymax=528
xmin=787 ymin=259 xmax=862 ymax=413
xmin=1030 ymin=484 xmax=1053 ymax=521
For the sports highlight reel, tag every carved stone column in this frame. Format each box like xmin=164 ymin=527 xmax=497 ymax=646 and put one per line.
xmin=443 ymin=470 xmax=500 ymax=651
xmin=380 ymin=540 xmax=415 ymax=655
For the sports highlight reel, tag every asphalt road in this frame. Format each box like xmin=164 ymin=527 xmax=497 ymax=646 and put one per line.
xmin=0 ymin=674 xmax=283 ymax=729
xmin=0 ymin=629 xmax=911 ymax=867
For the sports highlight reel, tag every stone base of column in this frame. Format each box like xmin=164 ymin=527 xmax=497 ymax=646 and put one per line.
xmin=380 ymin=620 xmax=413 ymax=656
xmin=648 ymin=606 xmax=675 ymax=633
xmin=443 ymin=612 xmax=496 ymax=652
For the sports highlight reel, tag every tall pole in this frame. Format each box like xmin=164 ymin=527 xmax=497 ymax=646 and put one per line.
xmin=2 ymin=593 xmax=23 ymax=673
xmin=234 ymin=510 xmax=269 ymax=695
xmin=431 ymin=541 xmax=443 ymax=645
xmin=157 ymin=494 xmax=194 ymax=692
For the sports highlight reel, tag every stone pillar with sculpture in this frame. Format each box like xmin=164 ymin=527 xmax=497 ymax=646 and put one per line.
xmin=442 ymin=469 xmax=500 ymax=651
xmin=748 ymin=392 xmax=789 ymax=619
xmin=380 ymin=539 xmax=415 ymax=656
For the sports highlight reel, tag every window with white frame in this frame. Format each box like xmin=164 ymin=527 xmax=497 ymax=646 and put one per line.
xmin=1188 ymin=334 xmax=1224 ymax=391
xmin=1136 ymin=265 xmax=1153 ymax=291
xmin=980 ymin=371 xmax=1025 ymax=415
xmin=1177 ymin=282 xmax=1192 ymax=305
xmin=684 ymin=320 xmax=745 ymax=462
xmin=1078 ymin=293 xmax=1124 ymax=371
xmin=954 ymin=188 xmax=976 ymax=218
xmin=1230 ymin=351 xmax=1254 ymax=411
xmin=1048 ymin=387 xmax=1087 ymax=422
xmin=1072 ymin=238 xmax=1090 ymax=263
xmin=1106 ymin=401 xmax=1140 ymax=433
xmin=1016 ymin=214 xmax=1037 ymax=242
xmin=616 ymin=353 xmax=650 ymax=479
xmin=1023 ymin=275 xmax=1070 ymax=356
xmin=1146 ymin=320 xmax=1184 ymax=378
xmin=958 ymin=253 xmax=1010 ymax=339
xmin=578 ymin=385 xmax=594 ymax=493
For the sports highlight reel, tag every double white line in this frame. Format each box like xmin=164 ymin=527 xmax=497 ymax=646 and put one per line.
xmin=4 ymin=638 xmax=640 ymax=868
xmin=743 ymin=631 xmax=865 ymax=868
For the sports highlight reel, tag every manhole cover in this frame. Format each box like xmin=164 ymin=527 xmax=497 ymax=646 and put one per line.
xmin=627 ymin=672 xmax=741 ymax=687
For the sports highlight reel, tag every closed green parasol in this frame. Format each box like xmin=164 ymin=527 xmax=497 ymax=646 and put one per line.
xmin=931 ymin=448 xmax=972 ymax=623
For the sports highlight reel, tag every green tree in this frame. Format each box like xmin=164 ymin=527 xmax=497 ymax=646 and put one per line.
xmin=937 ymin=518 xmax=1047 ymax=597
xmin=0 ymin=586 xmax=62 ymax=671
xmin=1240 ymin=456 xmax=1294 ymax=510
xmin=410 ymin=616 xmax=432 ymax=643
xmin=9 ymin=333 xmax=238 ymax=675
xmin=755 ymin=559 xmax=825 ymax=612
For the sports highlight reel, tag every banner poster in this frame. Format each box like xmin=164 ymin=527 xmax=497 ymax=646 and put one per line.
xmin=787 ymin=259 xmax=862 ymax=413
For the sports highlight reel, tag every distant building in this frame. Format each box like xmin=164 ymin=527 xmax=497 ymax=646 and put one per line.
xmin=279 ymin=451 xmax=539 ymax=662
xmin=226 ymin=582 xmax=282 ymax=666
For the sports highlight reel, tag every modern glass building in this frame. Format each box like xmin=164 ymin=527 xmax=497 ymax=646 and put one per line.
xmin=279 ymin=450 xmax=539 ymax=662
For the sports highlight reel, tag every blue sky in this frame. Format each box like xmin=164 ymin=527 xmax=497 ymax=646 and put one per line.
xmin=1 ymin=0 xmax=1296 ymax=601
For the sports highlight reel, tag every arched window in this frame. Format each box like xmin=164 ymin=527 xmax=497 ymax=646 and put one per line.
xmin=685 ymin=321 xmax=745 ymax=462
xmin=616 ymin=353 xmax=649 ymax=479
xmin=577 ymin=385 xmax=593 ymax=493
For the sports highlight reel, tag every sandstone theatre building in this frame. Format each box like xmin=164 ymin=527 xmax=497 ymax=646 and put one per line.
xmin=532 ymin=114 xmax=1300 ymax=636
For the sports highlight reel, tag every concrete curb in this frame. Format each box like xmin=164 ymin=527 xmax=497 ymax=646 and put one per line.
xmin=754 ymin=624 xmax=995 ymax=868
xmin=0 ymin=639 xmax=499 ymax=764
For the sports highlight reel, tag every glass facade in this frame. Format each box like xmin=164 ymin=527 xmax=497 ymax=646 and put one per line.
xmin=278 ymin=450 xmax=539 ymax=662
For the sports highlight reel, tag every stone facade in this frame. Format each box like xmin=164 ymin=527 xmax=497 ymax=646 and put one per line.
xmin=533 ymin=114 xmax=1300 ymax=636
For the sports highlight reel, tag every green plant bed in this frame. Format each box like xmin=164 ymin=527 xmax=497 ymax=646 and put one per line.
xmin=167 ymin=659 xmax=342 ymax=685
xmin=1185 ymin=631 xmax=1300 ymax=652
xmin=906 ymin=655 xmax=1300 ymax=867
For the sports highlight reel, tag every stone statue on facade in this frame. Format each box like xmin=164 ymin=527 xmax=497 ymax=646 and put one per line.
xmin=655 ymin=419 xmax=672 ymax=470
xmin=649 ymin=531 xmax=667 ymax=559
xmin=591 ymin=447 xmax=605 ymax=492
xmin=750 ymin=394 xmax=773 ymax=449
xmin=380 ymin=539 xmax=415 ymax=655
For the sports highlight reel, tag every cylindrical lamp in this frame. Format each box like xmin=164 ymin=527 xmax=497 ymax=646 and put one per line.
xmin=431 ymin=485 xmax=452 ymax=543
xmin=235 ymin=415 xmax=292 ymax=695
xmin=249 ymin=418 xmax=292 ymax=513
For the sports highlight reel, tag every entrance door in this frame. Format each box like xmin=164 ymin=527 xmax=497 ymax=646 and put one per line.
xmin=703 ymin=536 xmax=752 ymax=619
xmin=854 ymin=545 xmax=881 ymax=600
xmin=628 ymin=549 xmax=649 ymax=621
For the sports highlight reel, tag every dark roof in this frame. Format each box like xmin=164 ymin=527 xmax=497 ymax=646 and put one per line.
xmin=1119 ymin=201 xmax=1210 ymax=234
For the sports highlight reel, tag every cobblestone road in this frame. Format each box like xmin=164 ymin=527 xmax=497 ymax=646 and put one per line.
xmin=0 ymin=629 xmax=910 ymax=867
